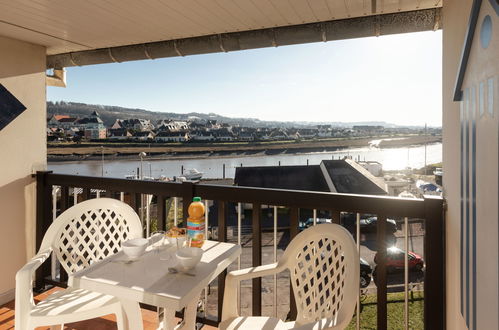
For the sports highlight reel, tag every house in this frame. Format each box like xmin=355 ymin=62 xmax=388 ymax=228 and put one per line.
xmin=47 ymin=114 xmax=69 ymax=128
xmin=108 ymin=128 xmax=132 ymax=141
xmin=46 ymin=127 xmax=65 ymax=141
xmin=206 ymin=120 xmax=219 ymax=129
xmin=268 ymin=128 xmax=288 ymax=140
xmin=190 ymin=130 xmax=215 ymax=141
xmin=297 ymin=128 xmax=317 ymax=139
xmin=78 ymin=111 xmax=106 ymax=139
xmin=155 ymin=131 xmax=189 ymax=142
xmin=113 ymin=118 xmax=154 ymax=131
xmin=156 ymin=119 xmax=176 ymax=132
xmin=317 ymin=125 xmax=332 ymax=138
xmin=110 ymin=119 xmax=123 ymax=130
xmin=64 ymin=127 xmax=82 ymax=139
xmin=238 ymin=131 xmax=255 ymax=141
xmin=188 ymin=121 xmax=207 ymax=130
xmin=132 ymin=130 xmax=155 ymax=141
xmin=47 ymin=114 xmax=78 ymax=130
xmin=352 ymin=125 xmax=385 ymax=135
xmin=255 ymin=128 xmax=272 ymax=140
xmin=213 ymin=128 xmax=234 ymax=141
xmin=156 ymin=120 xmax=189 ymax=132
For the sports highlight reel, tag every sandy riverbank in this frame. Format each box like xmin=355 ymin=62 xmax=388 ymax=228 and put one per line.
xmin=47 ymin=135 xmax=441 ymax=162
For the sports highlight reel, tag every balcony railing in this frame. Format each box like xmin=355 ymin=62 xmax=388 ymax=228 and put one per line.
xmin=34 ymin=171 xmax=445 ymax=330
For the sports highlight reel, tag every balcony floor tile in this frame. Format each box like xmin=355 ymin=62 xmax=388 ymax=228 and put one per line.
xmin=0 ymin=287 xmax=217 ymax=330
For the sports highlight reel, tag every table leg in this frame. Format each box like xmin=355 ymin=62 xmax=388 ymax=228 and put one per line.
xmin=157 ymin=307 xmax=178 ymax=330
xmin=177 ymin=294 xmax=201 ymax=330
xmin=157 ymin=293 xmax=200 ymax=330
xmin=120 ymin=299 xmax=144 ymax=330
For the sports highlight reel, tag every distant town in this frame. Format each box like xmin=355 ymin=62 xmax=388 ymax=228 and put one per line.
xmin=47 ymin=109 xmax=441 ymax=144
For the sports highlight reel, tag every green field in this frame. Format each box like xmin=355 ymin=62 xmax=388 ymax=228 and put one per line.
xmin=346 ymin=291 xmax=424 ymax=330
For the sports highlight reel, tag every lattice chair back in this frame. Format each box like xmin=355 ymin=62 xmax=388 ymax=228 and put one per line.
xmin=281 ymin=224 xmax=359 ymax=328
xmin=40 ymin=198 xmax=142 ymax=275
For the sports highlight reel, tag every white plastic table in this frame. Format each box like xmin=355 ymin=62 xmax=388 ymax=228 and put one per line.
xmin=69 ymin=240 xmax=241 ymax=330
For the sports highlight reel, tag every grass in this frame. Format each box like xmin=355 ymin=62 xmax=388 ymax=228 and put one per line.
xmin=346 ymin=291 xmax=424 ymax=330
xmin=47 ymin=134 xmax=441 ymax=157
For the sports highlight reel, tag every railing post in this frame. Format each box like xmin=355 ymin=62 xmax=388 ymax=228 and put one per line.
xmin=423 ymin=196 xmax=445 ymax=330
xmin=331 ymin=209 xmax=341 ymax=224
xmin=157 ymin=195 xmax=166 ymax=231
xmin=376 ymin=214 xmax=387 ymax=330
xmin=60 ymin=186 xmax=70 ymax=213
xmin=35 ymin=171 xmax=53 ymax=289
xmin=182 ymin=181 xmax=195 ymax=222
xmin=252 ymin=203 xmax=262 ymax=316
xmin=217 ymin=201 xmax=227 ymax=322
xmin=288 ymin=207 xmax=299 ymax=320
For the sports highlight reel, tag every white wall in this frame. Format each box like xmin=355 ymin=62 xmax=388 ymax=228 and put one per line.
xmin=443 ymin=0 xmax=499 ymax=328
xmin=0 ymin=35 xmax=46 ymax=304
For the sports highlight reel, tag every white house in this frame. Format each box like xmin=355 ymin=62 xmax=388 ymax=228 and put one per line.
xmin=156 ymin=131 xmax=189 ymax=142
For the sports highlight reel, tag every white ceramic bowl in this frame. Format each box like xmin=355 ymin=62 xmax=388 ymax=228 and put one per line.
xmin=175 ymin=247 xmax=203 ymax=270
xmin=167 ymin=235 xmax=186 ymax=246
xmin=122 ymin=238 xmax=148 ymax=259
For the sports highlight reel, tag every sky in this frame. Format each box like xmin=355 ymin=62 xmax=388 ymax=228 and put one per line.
xmin=47 ymin=30 xmax=442 ymax=126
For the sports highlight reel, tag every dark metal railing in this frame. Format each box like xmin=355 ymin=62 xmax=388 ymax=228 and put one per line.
xmin=34 ymin=171 xmax=445 ymax=329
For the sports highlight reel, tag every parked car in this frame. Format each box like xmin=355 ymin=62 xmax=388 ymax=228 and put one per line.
xmin=342 ymin=214 xmax=397 ymax=235
xmin=374 ymin=247 xmax=424 ymax=272
xmin=360 ymin=258 xmax=372 ymax=288
xmin=359 ymin=217 xmax=397 ymax=234
xmin=298 ymin=218 xmax=332 ymax=231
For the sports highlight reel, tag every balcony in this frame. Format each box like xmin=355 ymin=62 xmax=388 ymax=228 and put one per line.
xmin=3 ymin=171 xmax=444 ymax=329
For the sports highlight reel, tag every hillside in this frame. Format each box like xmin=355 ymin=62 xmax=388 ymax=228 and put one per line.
xmin=47 ymin=101 xmax=412 ymax=129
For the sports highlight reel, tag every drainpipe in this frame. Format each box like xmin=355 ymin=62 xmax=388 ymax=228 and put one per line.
xmin=46 ymin=68 xmax=66 ymax=87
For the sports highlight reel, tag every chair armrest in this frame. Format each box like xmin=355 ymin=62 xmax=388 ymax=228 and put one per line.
xmin=221 ymin=263 xmax=282 ymax=321
xmin=15 ymin=248 xmax=52 ymax=317
xmin=227 ymin=263 xmax=282 ymax=282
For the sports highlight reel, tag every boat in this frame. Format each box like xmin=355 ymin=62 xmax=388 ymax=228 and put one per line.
xmin=183 ymin=169 xmax=203 ymax=180
xmin=124 ymin=174 xmax=155 ymax=181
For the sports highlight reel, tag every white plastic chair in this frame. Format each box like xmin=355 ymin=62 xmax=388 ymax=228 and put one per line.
xmin=15 ymin=198 xmax=143 ymax=330
xmin=221 ymin=224 xmax=359 ymax=330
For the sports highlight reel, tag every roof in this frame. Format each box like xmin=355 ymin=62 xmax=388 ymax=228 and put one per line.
xmin=454 ymin=0 xmax=483 ymax=101
xmin=58 ymin=117 xmax=78 ymax=123
xmin=78 ymin=117 xmax=103 ymax=124
xmin=53 ymin=115 xmax=70 ymax=121
xmin=0 ymin=1 xmax=441 ymax=68
xmin=321 ymin=159 xmax=387 ymax=195
xmin=235 ymin=165 xmax=330 ymax=192
xmin=234 ymin=159 xmax=387 ymax=195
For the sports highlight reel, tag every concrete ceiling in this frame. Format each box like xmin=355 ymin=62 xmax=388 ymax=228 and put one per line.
xmin=0 ymin=0 xmax=442 ymax=56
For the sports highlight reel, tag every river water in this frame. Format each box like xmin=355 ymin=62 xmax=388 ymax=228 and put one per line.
xmin=48 ymin=143 xmax=442 ymax=179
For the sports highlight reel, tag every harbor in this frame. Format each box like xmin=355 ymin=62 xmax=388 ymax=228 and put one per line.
xmin=48 ymin=142 xmax=442 ymax=180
